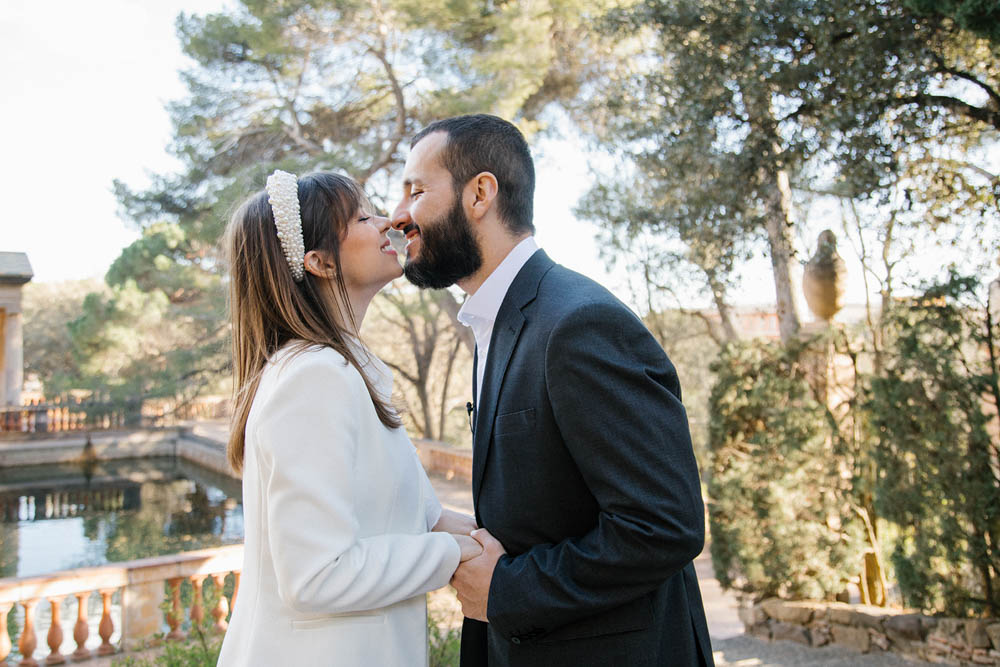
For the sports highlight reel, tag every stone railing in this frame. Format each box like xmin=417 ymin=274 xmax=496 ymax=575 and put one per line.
xmin=1 ymin=545 xmax=242 ymax=664
xmin=741 ymin=598 xmax=1000 ymax=666
xmin=0 ymin=400 xmax=143 ymax=436
xmin=1 ymin=396 xmax=231 ymax=437
xmin=414 ymin=440 xmax=472 ymax=482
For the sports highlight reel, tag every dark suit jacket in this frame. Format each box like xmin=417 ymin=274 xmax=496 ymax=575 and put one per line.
xmin=460 ymin=250 xmax=714 ymax=667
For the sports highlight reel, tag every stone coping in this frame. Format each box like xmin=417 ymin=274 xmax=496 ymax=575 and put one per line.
xmin=742 ymin=598 xmax=999 ymax=666
xmin=0 ymin=545 xmax=244 ymax=605
xmin=0 ymin=428 xmax=472 ymax=484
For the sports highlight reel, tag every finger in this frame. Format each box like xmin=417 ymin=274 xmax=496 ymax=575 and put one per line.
xmin=470 ymin=528 xmax=492 ymax=546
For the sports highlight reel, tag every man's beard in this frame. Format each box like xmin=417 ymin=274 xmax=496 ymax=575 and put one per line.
xmin=403 ymin=196 xmax=483 ymax=289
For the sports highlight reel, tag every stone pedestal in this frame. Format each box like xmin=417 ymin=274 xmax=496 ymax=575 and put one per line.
xmin=122 ymin=581 xmax=165 ymax=651
xmin=800 ymin=321 xmax=855 ymax=419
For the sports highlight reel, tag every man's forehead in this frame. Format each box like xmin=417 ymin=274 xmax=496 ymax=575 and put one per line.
xmin=403 ymin=131 xmax=449 ymax=182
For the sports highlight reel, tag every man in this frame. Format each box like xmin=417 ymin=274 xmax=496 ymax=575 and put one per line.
xmin=392 ymin=114 xmax=714 ymax=666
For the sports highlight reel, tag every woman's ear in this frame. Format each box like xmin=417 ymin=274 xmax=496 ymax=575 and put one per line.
xmin=303 ymin=249 xmax=337 ymax=279
xmin=467 ymin=171 xmax=499 ymax=221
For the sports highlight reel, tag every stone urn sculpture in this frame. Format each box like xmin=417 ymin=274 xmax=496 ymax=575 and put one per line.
xmin=802 ymin=229 xmax=847 ymax=322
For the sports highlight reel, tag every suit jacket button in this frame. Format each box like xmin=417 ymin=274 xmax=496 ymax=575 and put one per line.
xmin=511 ymin=637 xmax=521 ymax=645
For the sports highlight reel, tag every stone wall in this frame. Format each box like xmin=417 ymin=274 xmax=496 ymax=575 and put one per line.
xmin=741 ymin=598 xmax=1000 ymax=666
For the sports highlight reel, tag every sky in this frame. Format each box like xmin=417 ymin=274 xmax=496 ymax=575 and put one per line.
xmin=1 ymin=0 xmax=885 ymax=318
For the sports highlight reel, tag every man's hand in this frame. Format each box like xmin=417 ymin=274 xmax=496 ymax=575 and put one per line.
xmin=433 ymin=508 xmax=478 ymax=535
xmin=451 ymin=528 xmax=506 ymax=622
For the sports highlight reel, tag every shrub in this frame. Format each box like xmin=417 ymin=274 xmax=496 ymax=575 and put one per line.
xmin=708 ymin=338 xmax=866 ymax=600
xmin=866 ymin=273 xmax=1000 ymax=616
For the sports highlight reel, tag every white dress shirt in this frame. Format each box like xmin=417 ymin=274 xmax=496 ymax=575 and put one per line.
xmin=457 ymin=236 xmax=540 ymax=404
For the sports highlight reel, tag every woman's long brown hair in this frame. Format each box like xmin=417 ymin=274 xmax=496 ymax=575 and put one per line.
xmin=223 ymin=172 xmax=402 ymax=473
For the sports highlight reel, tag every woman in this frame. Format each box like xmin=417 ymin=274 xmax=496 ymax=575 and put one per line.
xmin=217 ymin=170 xmax=481 ymax=666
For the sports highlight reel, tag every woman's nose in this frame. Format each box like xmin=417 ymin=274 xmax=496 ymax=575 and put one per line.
xmin=374 ymin=215 xmax=392 ymax=233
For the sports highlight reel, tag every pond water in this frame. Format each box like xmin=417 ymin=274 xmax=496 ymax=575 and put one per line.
xmin=0 ymin=457 xmax=243 ymax=578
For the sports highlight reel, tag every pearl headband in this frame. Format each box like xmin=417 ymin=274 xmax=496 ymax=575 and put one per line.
xmin=265 ymin=170 xmax=306 ymax=282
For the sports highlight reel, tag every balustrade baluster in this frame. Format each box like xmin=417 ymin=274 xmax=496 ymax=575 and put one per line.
xmin=210 ymin=574 xmax=228 ymax=633
xmin=44 ymin=597 xmax=65 ymax=665
xmin=0 ymin=602 xmax=12 ymax=664
xmin=71 ymin=592 xmax=90 ymax=661
xmin=189 ymin=576 xmax=205 ymax=628
xmin=232 ymin=571 xmax=240 ymax=610
xmin=18 ymin=598 xmax=39 ymax=667
xmin=166 ymin=579 xmax=184 ymax=641
xmin=96 ymin=590 xmax=115 ymax=656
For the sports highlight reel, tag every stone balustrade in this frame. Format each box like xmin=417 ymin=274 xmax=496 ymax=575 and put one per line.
xmin=0 ymin=545 xmax=242 ymax=665
xmin=0 ymin=401 xmax=141 ymax=436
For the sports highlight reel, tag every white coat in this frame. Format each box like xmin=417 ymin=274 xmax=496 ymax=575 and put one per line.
xmin=217 ymin=342 xmax=461 ymax=666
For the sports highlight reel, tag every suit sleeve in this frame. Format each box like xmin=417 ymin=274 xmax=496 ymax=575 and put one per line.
xmin=255 ymin=351 xmax=461 ymax=615
xmin=486 ymin=302 xmax=706 ymax=638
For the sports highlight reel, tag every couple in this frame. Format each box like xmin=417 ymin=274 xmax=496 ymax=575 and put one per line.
xmin=216 ymin=115 xmax=714 ymax=666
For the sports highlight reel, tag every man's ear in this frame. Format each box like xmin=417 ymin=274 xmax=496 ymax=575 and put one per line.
xmin=466 ymin=172 xmax=499 ymax=221
xmin=303 ymin=249 xmax=337 ymax=279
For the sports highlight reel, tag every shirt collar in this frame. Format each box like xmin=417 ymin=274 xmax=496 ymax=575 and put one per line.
xmin=458 ymin=237 xmax=539 ymax=329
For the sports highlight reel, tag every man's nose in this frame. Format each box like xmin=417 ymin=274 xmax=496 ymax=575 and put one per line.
xmin=390 ymin=203 xmax=410 ymax=231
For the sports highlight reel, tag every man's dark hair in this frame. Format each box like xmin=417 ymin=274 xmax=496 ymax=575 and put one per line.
xmin=411 ymin=114 xmax=535 ymax=235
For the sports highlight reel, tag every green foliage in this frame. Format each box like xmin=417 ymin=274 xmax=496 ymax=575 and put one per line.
xmin=708 ymin=338 xmax=866 ymax=600
xmin=905 ymin=0 xmax=1000 ymax=44
xmin=427 ymin=608 xmax=462 ymax=667
xmin=22 ymin=280 xmax=105 ymax=395
xmin=73 ymin=0 xmax=614 ymax=406
xmin=577 ymin=0 xmax=999 ymax=329
xmin=866 ymin=272 xmax=1000 ymax=616
xmin=112 ymin=587 xmax=224 ymax=667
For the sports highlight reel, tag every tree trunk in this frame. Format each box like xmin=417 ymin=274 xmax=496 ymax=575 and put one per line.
xmin=760 ymin=166 xmax=802 ymax=344
xmin=438 ymin=336 xmax=463 ymax=441
xmin=433 ymin=290 xmax=475 ymax=354
xmin=706 ymin=270 xmax=740 ymax=343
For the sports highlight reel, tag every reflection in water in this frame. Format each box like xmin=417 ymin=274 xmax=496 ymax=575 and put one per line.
xmin=0 ymin=457 xmax=243 ymax=577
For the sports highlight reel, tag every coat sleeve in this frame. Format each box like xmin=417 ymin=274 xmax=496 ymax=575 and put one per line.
xmin=418 ymin=449 xmax=444 ymax=531
xmin=255 ymin=350 xmax=461 ymax=615
xmin=486 ymin=302 xmax=706 ymax=639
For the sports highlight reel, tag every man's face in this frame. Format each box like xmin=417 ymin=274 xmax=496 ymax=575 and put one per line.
xmin=392 ymin=132 xmax=483 ymax=289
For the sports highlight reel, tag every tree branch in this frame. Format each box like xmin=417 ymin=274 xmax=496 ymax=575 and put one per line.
xmin=898 ymin=93 xmax=1000 ymax=130
xmin=359 ymin=38 xmax=408 ymax=184
xmin=933 ymin=53 xmax=1000 ymax=110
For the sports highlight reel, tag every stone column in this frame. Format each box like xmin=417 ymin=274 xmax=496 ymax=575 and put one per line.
xmin=4 ymin=307 xmax=22 ymax=407
xmin=0 ymin=308 xmax=5 ymax=407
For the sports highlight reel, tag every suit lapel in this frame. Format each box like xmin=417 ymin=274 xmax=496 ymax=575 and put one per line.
xmin=472 ymin=250 xmax=554 ymax=503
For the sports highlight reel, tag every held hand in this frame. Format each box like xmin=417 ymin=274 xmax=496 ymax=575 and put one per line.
xmin=454 ymin=534 xmax=484 ymax=562
xmin=433 ymin=508 xmax=478 ymax=535
xmin=450 ymin=528 xmax=506 ymax=622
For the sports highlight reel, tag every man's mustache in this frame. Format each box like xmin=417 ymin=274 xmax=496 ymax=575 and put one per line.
xmin=401 ymin=222 xmax=419 ymax=236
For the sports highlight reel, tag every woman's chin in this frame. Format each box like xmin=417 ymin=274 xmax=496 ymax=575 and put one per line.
xmin=375 ymin=265 xmax=404 ymax=291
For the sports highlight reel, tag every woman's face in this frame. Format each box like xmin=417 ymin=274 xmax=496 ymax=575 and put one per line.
xmin=337 ymin=206 xmax=404 ymax=297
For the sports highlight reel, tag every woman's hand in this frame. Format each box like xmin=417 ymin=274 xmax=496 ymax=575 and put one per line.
xmin=434 ymin=508 xmax=478 ymax=535
xmin=454 ymin=534 xmax=484 ymax=562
